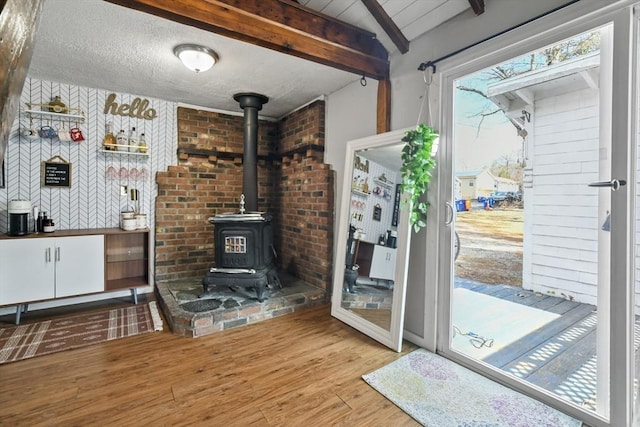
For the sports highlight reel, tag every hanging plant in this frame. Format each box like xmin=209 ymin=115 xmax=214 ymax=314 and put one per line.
xmin=400 ymin=124 xmax=439 ymax=232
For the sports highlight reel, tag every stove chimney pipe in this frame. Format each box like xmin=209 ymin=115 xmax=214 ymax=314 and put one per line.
xmin=233 ymin=92 xmax=269 ymax=212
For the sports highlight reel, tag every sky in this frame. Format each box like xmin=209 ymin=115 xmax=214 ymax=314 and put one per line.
xmin=453 ymin=69 xmax=523 ymax=172
xmin=454 ymin=122 xmax=522 ymax=172
xmin=451 ymin=29 xmax=599 ymax=173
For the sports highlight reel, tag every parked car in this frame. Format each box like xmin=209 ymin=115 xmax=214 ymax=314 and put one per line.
xmin=507 ymin=191 xmax=522 ymax=202
xmin=490 ymin=191 xmax=510 ymax=202
xmin=488 ymin=191 xmax=522 ymax=205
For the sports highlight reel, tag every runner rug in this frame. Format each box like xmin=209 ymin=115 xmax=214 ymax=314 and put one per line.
xmin=362 ymin=349 xmax=581 ymax=427
xmin=0 ymin=302 xmax=163 ymax=364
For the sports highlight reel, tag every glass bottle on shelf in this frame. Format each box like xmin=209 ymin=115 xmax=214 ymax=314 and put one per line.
xmin=128 ymin=126 xmax=137 ymax=153
xmin=103 ymin=121 xmax=117 ymax=151
xmin=116 ymin=129 xmax=127 ymax=152
xmin=137 ymin=132 xmax=148 ymax=154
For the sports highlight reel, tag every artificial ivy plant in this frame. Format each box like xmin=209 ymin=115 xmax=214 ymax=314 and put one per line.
xmin=400 ymin=124 xmax=439 ymax=232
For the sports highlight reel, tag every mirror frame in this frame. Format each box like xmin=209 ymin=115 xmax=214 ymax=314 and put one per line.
xmin=331 ymin=127 xmax=413 ymax=352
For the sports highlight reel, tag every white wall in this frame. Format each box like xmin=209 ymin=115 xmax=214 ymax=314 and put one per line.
xmin=325 ymin=0 xmax=580 ymax=346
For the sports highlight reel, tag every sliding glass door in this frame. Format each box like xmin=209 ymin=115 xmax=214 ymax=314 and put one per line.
xmin=437 ymin=5 xmax=636 ymax=426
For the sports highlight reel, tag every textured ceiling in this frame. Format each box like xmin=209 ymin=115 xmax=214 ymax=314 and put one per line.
xmin=28 ymin=0 xmax=469 ymax=119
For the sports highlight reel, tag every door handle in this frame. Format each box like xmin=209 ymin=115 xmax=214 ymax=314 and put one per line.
xmin=588 ymin=179 xmax=626 ymax=191
xmin=445 ymin=202 xmax=454 ymax=225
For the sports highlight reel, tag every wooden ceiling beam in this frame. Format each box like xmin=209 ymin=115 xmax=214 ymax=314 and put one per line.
xmin=103 ymin=0 xmax=390 ymax=80
xmin=376 ymin=79 xmax=391 ymax=134
xmin=360 ymin=0 xmax=409 ymax=54
xmin=467 ymin=0 xmax=485 ymax=16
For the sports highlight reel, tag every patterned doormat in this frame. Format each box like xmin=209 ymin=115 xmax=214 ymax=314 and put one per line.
xmin=363 ymin=349 xmax=582 ymax=427
xmin=0 ymin=302 xmax=163 ymax=364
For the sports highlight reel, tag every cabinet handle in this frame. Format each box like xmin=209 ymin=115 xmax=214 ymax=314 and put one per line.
xmin=46 ymin=247 xmax=51 ymax=263
xmin=56 ymin=247 xmax=60 ymax=262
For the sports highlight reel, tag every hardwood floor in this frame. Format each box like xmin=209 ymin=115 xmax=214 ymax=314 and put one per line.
xmin=0 ymin=299 xmax=419 ymax=426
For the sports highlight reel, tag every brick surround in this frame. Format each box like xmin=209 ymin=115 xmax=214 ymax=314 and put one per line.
xmin=155 ymin=101 xmax=334 ymax=292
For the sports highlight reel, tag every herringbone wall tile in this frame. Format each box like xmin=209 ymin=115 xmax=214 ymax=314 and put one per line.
xmin=0 ymin=78 xmax=178 ymax=238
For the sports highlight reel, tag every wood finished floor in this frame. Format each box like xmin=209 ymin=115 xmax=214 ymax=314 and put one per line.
xmin=0 ymin=299 xmax=419 ymax=426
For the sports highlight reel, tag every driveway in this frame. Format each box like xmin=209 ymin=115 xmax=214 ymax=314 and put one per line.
xmin=454 ymin=207 xmax=523 ymax=287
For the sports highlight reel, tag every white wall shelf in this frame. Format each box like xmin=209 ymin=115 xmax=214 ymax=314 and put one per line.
xmin=351 ymin=189 xmax=370 ymax=197
xmin=100 ymin=148 xmax=149 ymax=157
xmin=373 ymin=178 xmax=394 ymax=189
xmin=24 ymin=109 xmax=86 ymax=123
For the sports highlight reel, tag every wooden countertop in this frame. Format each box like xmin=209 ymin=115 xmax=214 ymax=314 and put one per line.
xmin=0 ymin=228 xmax=150 ymax=240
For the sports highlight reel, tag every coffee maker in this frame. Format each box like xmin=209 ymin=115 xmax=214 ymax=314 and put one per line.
xmin=8 ymin=199 xmax=31 ymax=236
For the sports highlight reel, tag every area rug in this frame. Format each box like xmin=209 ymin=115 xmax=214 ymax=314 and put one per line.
xmin=362 ymin=349 xmax=581 ymax=427
xmin=0 ymin=302 xmax=163 ymax=364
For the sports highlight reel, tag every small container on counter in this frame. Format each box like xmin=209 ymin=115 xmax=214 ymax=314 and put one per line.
xmin=134 ymin=214 xmax=147 ymax=229
xmin=43 ymin=218 xmax=55 ymax=233
xmin=120 ymin=211 xmax=136 ymax=231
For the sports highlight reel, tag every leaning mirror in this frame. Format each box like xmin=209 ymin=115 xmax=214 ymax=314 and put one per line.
xmin=331 ymin=128 xmax=413 ymax=352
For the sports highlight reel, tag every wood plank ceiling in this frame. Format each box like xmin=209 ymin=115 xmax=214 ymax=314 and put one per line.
xmin=103 ymin=0 xmax=483 ymax=133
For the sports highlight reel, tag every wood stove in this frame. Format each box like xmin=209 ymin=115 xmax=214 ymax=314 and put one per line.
xmin=202 ymin=210 xmax=280 ymax=301
xmin=201 ymin=92 xmax=280 ymax=302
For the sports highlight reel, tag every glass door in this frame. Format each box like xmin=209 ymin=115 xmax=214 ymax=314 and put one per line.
xmin=438 ymin=6 xmax=636 ymax=426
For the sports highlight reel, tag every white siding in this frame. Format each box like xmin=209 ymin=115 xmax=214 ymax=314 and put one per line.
xmin=475 ymin=170 xmax=496 ymax=196
xmin=458 ymin=176 xmax=477 ymax=200
xmin=525 ymin=87 xmax=600 ymax=305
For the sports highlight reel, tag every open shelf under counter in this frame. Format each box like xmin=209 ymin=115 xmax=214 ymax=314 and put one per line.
xmin=104 ymin=228 xmax=149 ymax=292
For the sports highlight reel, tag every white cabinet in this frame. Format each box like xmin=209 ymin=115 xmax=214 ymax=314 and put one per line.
xmin=0 ymin=239 xmax=55 ymax=304
xmin=0 ymin=235 xmax=104 ymax=305
xmin=55 ymin=235 xmax=105 ymax=297
xmin=369 ymin=245 xmax=397 ymax=282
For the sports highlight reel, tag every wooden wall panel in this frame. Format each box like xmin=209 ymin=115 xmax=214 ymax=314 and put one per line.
xmin=0 ymin=0 xmax=45 ymax=161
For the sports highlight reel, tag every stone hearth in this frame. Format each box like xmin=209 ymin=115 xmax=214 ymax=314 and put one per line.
xmin=155 ymin=271 xmax=327 ymax=337
xmin=340 ymin=281 xmax=393 ymax=310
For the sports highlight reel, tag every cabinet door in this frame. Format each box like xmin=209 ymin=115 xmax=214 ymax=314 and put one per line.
xmin=55 ymin=235 xmax=105 ymax=298
xmin=0 ymin=239 xmax=55 ymax=305
xmin=369 ymin=246 xmax=397 ymax=281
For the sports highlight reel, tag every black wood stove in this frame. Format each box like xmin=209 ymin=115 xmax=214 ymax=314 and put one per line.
xmin=201 ymin=92 xmax=280 ymax=301
xmin=202 ymin=205 xmax=280 ymax=301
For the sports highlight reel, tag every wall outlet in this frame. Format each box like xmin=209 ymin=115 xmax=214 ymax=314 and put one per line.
xmin=120 ymin=185 xmax=128 ymax=196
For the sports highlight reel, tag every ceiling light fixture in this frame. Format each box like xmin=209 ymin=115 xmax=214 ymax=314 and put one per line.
xmin=173 ymin=44 xmax=219 ymax=73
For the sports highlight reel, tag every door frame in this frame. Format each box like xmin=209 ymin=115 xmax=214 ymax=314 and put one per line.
xmin=433 ymin=2 xmax=637 ymax=426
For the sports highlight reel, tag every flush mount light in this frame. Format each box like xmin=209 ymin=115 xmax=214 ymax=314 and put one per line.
xmin=173 ymin=44 xmax=219 ymax=73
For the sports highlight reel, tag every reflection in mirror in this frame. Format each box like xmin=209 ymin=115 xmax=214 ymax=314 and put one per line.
xmin=331 ymin=128 xmax=412 ymax=352
xmin=343 ymin=148 xmax=401 ymax=331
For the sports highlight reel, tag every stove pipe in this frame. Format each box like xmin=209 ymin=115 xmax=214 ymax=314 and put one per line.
xmin=233 ymin=92 xmax=269 ymax=212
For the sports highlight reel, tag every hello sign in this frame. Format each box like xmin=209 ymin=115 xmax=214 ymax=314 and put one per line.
xmin=103 ymin=93 xmax=157 ymax=120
